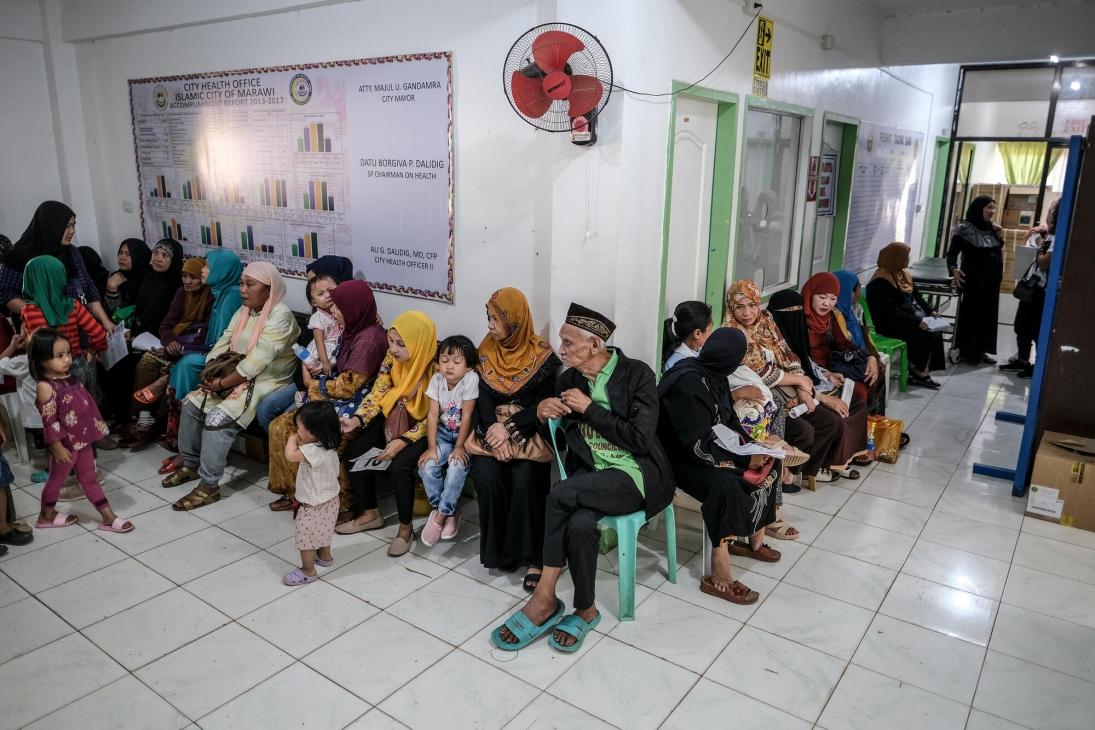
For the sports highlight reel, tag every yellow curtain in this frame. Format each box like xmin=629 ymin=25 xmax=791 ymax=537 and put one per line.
xmin=957 ymin=144 xmax=975 ymax=184
xmin=998 ymin=142 xmax=1048 ymax=185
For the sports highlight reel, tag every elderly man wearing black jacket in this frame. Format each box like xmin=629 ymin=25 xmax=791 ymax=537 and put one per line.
xmin=491 ymin=303 xmax=674 ymax=653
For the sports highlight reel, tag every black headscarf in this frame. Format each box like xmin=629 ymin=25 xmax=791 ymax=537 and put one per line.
xmin=7 ymin=201 xmax=77 ymax=274
xmin=659 ymin=327 xmax=746 ymax=422
xmin=964 ymin=196 xmax=996 ymax=232
xmin=306 ymin=255 xmax=354 ymax=283
xmin=133 ymin=239 xmax=184 ymax=334
xmin=768 ymin=288 xmax=819 ymax=384
xmin=78 ymin=246 xmax=109 ymax=297
xmin=116 ymin=238 xmax=151 ymax=299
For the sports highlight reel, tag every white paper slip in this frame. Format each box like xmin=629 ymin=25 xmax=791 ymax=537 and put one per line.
xmin=841 ymin=378 xmax=855 ymax=406
xmin=349 ymin=447 xmax=392 ymax=472
xmin=102 ymin=324 xmax=129 ymax=370
xmin=712 ymin=424 xmax=784 ymax=458
xmin=131 ymin=332 xmax=163 ymax=352
xmin=1027 ymin=485 xmax=1064 ymax=520
xmin=921 ymin=316 xmax=951 ymax=333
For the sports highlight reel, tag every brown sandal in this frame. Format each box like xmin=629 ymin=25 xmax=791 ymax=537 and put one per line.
xmin=729 ymin=540 xmax=782 ymax=562
xmin=172 ymin=486 xmax=221 ymax=511
xmin=162 ymin=466 xmax=199 ymax=488
xmin=269 ymin=497 xmax=293 ymax=512
xmin=701 ymin=576 xmax=759 ymax=604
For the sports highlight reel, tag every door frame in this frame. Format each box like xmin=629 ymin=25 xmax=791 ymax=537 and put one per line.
xmin=735 ymin=95 xmax=815 ymax=298
xmin=922 ymin=136 xmax=951 ymax=258
xmin=656 ymin=82 xmax=739 ymax=359
xmin=810 ymin=111 xmax=860 ymax=273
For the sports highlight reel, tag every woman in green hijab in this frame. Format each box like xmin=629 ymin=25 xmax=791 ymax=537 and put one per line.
xmin=21 ymin=255 xmax=108 ymax=394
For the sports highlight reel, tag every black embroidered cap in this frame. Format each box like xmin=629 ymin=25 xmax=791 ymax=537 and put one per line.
xmin=565 ymin=302 xmax=616 ymax=340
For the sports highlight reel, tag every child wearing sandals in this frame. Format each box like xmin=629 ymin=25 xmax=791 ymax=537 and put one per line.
xmin=283 ymin=400 xmax=341 ymax=586
xmin=417 ymin=335 xmax=478 ymax=547
xmin=29 ymin=329 xmax=133 ymax=533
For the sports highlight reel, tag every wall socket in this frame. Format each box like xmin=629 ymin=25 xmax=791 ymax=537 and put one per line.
xmin=122 ymin=200 xmax=135 ymax=213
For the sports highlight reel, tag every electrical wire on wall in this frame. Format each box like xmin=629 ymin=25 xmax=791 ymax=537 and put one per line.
xmin=610 ymin=9 xmax=760 ymax=101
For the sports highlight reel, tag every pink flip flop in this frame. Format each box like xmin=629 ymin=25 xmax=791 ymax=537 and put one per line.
xmin=36 ymin=513 xmax=78 ymax=529
xmin=97 ymin=517 xmax=134 ymax=534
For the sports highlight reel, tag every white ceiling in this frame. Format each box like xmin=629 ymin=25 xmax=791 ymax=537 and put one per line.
xmin=868 ymin=0 xmax=1069 ymax=18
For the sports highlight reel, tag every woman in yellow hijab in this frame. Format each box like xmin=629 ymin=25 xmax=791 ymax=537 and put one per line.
xmin=337 ymin=310 xmax=438 ymax=556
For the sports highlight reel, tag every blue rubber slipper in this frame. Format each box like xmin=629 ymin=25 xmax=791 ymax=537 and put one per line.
xmin=548 ymin=612 xmax=601 ymax=653
xmin=490 ymin=598 xmax=565 ymax=651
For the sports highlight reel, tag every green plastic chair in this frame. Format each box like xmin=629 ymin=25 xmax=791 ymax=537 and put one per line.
xmin=547 ymin=418 xmax=677 ymax=621
xmin=858 ymin=295 xmax=908 ymax=392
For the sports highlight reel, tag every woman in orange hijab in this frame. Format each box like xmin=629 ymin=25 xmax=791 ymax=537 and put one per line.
xmin=865 ymin=242 xmax=944 ymax=388
xmin=473 ymin=288 xmax=561 ymax=592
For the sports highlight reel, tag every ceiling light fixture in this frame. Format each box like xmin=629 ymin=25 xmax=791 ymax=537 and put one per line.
xmin=1050 ymin=55 xmax=1060 ymax=63
xmin=1070 ymin=80 xmax=1082 ymax=91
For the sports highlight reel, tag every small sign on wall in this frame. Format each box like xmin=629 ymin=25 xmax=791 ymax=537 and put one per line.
xmin=806 ymin=154 xmax=819 ymax=203
xmin=753 ymin=16 xmax=773 ymax=97
xmin=817 ymin=152 xmax=838 ymax=216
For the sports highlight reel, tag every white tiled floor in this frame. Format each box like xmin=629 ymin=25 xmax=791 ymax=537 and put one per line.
xmin=3 ymin=321 xmax=1095 ymax=729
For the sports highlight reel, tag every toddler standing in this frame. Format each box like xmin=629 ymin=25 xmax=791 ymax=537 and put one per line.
xmin=283 ymin=400 xmax=342 ymax=586
xmin=302 ymin=275 xmax=343 ymax=375
xmin=30 ymin=329 xmax=132 ymax=532
xmin=418 ymin=335 xmax=479 ymax=546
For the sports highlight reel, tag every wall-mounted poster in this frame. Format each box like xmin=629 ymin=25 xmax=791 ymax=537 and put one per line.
xmin=128 ymin=52 xmax=455 ymax=302
xmin=816 ymin=152 xmax=837 ymax=216
xmin=843 ymin=122 xmax=923 ymax=271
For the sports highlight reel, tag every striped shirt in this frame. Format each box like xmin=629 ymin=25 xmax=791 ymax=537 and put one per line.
xmin=21 ymin=301 xmax=108 ymax=356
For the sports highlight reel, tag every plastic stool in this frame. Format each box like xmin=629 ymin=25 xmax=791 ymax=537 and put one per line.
xmin=548 ymin=418 xmax=678 ymax=621
xmin=859 ymin=295 xmax=908 ymax=392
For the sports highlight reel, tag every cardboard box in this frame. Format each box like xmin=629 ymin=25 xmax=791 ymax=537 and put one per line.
xmin=1027 ymin=431 xmax=1095 ymax=532
xmin=1001 ymin=209 xmax=1034 ymax=229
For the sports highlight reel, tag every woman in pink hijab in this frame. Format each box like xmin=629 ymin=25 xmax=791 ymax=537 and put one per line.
xmin=167 ymin=262 xmax=301 ymax=511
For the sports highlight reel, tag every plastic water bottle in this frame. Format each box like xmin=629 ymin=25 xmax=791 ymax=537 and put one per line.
xmin=292 ymin=344 xmax=311 ymax=362
xmin=866 ymin=433 xmax=877 ymax=461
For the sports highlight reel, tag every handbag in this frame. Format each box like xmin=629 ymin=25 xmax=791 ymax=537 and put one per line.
xmin=1012 ymin=269 xmax=1044 ymax=305
xmin=382 ymin=373 xmax=428 ymax=443
xmin=828 ymin=349 xmax=868 ymax=382
xmin=199 ymin=352 xmax=247 ymax=397
xmin=466 ymin=403 xmax=554 ymax=462
xmin=741 ymin=456 xmax=776 ymax=486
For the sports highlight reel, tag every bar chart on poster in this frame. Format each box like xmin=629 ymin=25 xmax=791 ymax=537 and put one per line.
xmin=129 ymin=53 xmax=455 ymax=301
xmin=843 ymin=122 xmax=924 ymax=271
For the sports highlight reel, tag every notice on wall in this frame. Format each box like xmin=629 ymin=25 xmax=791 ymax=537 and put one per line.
xmin=128 ymin=53 xmax=455 ymax=302
xmin=842 ymin=122 xmax=923 ymax=271
xmin=817 ymin=152 xmax=837 ymax=216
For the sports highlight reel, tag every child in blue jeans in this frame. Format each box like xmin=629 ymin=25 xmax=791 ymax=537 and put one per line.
xmin=417 ymin=335 xmax=478 ymax=546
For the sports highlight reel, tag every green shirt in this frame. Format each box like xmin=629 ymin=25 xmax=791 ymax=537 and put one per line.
xmin=577 ymin=351 xmax=645 ymax=496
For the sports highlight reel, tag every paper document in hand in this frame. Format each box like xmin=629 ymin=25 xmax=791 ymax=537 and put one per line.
xmin=921 ymin=316 xmax=951 ymax=333
xmin=711 ymin=424 xmax=785 ymax=458
xmin=131 ymin=332 xmax=162 ymax=352
xmin=102 ymin=324 xmax=129 ymax=370
xmin=349 ymin=447 xmax=392 ymax=472
xmin=841 ymin=378 xmax=855 ymax=406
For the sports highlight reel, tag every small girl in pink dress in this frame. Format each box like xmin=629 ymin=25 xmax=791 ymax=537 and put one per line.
xmin=30 ymin=328 xmax=133 ymax=533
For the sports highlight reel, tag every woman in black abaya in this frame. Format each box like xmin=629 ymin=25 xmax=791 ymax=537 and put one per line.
xmin=947 ymin=196 xmax=1004 ymax=365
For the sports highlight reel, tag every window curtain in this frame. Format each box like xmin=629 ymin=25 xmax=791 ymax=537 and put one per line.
xmin=998 ymin=142 xmax=1055 ymax=185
